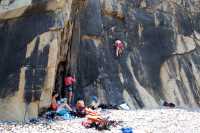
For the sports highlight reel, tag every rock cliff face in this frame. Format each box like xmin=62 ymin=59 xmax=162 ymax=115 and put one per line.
xmin=0 ymin=0 xmax=77 ymax=121
xmin=0 ymin=0 xmax=199 ymax=121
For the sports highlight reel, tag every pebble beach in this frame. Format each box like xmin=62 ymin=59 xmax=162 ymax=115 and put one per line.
xmin=0 ymin=108 xmax=200 ymax=133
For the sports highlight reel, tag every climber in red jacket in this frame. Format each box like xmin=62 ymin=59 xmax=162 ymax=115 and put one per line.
xmin=64 ymin=74 xmax=76 ymax=105
xmin=114 ymin=40 xmax=124 ymax=57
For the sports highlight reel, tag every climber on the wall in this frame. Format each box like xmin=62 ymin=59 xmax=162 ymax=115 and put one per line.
xmin=64 ymin=74 xmax=76 ymax=105
xmin=113 ymin=39 xmax=125 ymax=57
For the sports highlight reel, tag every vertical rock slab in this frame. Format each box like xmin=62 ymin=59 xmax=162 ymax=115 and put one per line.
xmin=75 ymin=0 xmax=200 ymax=108
xmin=0 ymin=0 xmax=74 ymax=121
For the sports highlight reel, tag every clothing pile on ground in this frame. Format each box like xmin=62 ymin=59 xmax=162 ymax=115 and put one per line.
xmin=163 ymin=101 xmax=176 ymax=108
xmin=82 ymin=116 xmax=122 ymax=131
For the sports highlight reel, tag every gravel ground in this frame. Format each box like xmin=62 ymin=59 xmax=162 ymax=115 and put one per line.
xmin=0 ymin=108 xmax=200 ymax=133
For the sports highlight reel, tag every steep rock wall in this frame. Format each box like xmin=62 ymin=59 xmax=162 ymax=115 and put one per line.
xmin=0 ymin=0 xmax=199 ymax=121
xmin=0 ymin=0 xmax=77 ymax=121
xmin=74 ymin=0 xmax=200 ymax=109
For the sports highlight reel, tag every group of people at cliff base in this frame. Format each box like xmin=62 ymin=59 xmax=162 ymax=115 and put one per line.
xmin=48 ymin=91 xmax=122 ymax=130
xmin=45 ymin=73 xmax=124 ymax=130
xmin=45 ymin=37 xmax=175 ymax=130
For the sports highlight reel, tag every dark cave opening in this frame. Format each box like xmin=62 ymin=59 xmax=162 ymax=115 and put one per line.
xmin=54 ymin=61 xmax=77 ymax=102
xmin=54 ymin=62 xmax=66 ymax=100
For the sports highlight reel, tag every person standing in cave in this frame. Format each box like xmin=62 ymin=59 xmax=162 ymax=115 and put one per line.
xmin=64 ymin=74 xmax=76 ymax=105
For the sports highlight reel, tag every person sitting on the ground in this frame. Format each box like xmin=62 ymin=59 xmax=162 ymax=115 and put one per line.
xmin=75 ymin=100 xmax=99 ymax=117
xmin=114 ymin=40 xmax=124 ymax=57
xmin=51 ymin=98 xmax=76 ymax=120
xmin=76 ymin=100 xmax=118 ymax=130
xmin=57 ymin=98 xmax=73 ymax=112
xmin=50 ymin=92 xmax=73 ymax=112
xmin=50 ymin=91 xmax=59 ymax=111
xmin=88 ymin=96 xmax=99 ymax=110
xmin=48 ymin=93 xmax=76 ymax=120
xmin=76 ymin=100 xmax=110 ymax=129
xmin=64 ymin=74 xmax=76 ymax=105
